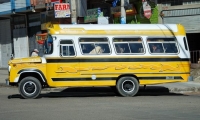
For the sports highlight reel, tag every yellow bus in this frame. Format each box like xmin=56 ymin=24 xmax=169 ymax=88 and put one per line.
xmin=7 ymin=24 xmax=191 ymax=99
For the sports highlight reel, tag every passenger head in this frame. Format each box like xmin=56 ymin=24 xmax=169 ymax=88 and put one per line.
xmin=119 ymin=39 xmax=123 ymax=42
xmin=151 ymin=44 xmax=162 ymax=53
xmin=34 ymin=49 xmax=39 ymax=53
xmin=152 ymin=44 xmax=157 ymax=51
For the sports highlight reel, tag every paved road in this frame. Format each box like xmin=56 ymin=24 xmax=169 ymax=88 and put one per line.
xmin=0 ymin=86 xmax=200 ymax=120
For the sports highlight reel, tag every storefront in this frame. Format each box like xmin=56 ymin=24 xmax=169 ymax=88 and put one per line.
xmin=161 ymin=8 xmax=200 ymax=51
xmin=28 ymin=13 xmax=45 ymax=57
xmin=85 ymin=0 xmax=158 ymax=24
xmin=12 ymin=15 xmax=29 ymax=58
xmin=0 ymin=19 xmax=12 ymax=68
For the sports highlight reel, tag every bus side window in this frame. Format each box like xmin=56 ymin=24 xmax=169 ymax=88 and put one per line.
xmin=89 ymin=44 xmax=102 ymax=54
xmin=60 ymin=40 xmax=75 ymax=57
xmin=113 ymin=37 xmax=144 ymax=54
xmin=98 ymin=44 xmax=110 ymax=53
xmin=149 ymin=43 xmax=164 ymax=53
xmin=61 ymin=45 xmax=75 ymax=56
xmin=81 ymin=44 xmax=95 ymax=54
xmin=129 ymin=43 xmax=144 ymax=53
xmin=69 ymin=46 xmax=75 ymax=55
xmin=115 ymin=43 xmax=130 ymax=53
xmin=89 ymin=43 xmax=110 ymax=54
xmin=79 ymin=37 xmax=110 ymax=55
xmin=147 ymin=37 xmax=178 ymax=54
xmin=115 ymin=44 xmax=125 ymax=53
xmin=163 ymin=43 xmax=178 ymax=53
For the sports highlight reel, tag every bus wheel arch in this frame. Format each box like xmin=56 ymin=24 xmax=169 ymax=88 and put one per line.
xmin=116 ymin=74 xmax=140 ymax=84
xmin=116 ymin=74 xmax=140 ymax=97
xmin=18 ymin=72 xmax=46 ymax=88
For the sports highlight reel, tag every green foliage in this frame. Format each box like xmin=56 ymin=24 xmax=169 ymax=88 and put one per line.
xmin=113 ymin=1 xmax=158 ymax=24
xmin=130 ymin=1 xmax=158 ymax=24
xmin=114 ymin=17 xmax=120 ymax=24
xmin=150 ymin=6 xmax=158 ymax=23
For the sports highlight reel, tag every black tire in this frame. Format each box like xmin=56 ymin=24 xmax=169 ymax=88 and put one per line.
xmin=116 ymin=76 xmax=139 ymax=97
xmin=18 ymin=77 xmax=42 ymax=99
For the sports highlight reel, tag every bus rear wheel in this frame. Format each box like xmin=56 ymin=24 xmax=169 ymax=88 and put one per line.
xmin=116 ymin=76 xmax=139 ymax=97
xmin=18 ymin=77 xmax=42 ymax=99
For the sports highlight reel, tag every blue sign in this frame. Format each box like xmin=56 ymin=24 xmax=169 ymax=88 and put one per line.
xmin=97 ymin=7 xmax=101 ymax=17
xmin=112 ymin=0 xmax=120 ymax=7
xmin=121 ymin=17 xmax=126 ymax=24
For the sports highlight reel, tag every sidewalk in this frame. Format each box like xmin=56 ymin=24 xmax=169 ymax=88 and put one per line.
xmin=1 ymin=69 xmax=200 ymax=93
xmin=0 ymin=69 xmax=8 ymax=86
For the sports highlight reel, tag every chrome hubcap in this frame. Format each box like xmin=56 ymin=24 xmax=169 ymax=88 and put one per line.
xmin=122 ymin=80 xmax=135 ymax=93
xmin=23 ymin=81 xmax=37 ymax=95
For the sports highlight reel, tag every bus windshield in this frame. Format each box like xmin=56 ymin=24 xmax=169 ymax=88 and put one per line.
xmin=44 ymin=35 xmax=53 ymax=54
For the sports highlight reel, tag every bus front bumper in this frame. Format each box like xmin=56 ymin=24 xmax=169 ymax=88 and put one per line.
xmin=5 ymin=78 xmax=9 ymax=85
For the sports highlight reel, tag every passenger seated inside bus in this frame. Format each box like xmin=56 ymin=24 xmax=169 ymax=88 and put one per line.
xmin=100 ymin=44 xmax=110 ymax=53
xmin=150 ymin=44 xmax=164 ymax=53
xmin=69 ymin=46 xmax=75 ymax=55
xmin=81 ymin=44 xmax=94 ymax=54
xmin=152 ymin=45 xmax=160 ymax=53
xmin=129 ymin=43 xmax=144 ymax=53
xmin=163 ymin=43 xmax=178 ymax=53
xmin=61 ymin=46 xmax=75 ymax=56
xmin=89 ymin=44 xmax=104 ymax=54
xmin=138 ymin=48 xmax=144 ymax=53
xmin=115 ymin=44 xmax=125 ymax=53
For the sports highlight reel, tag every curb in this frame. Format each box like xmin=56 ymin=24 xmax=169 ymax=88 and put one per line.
xmin=168 ymin=87 xmax=200 ymax=93
xmin=0 ymin=83 xmax=7 ymax=87
xmin=0 ymin=83 xmax=17 ymax=88
xmin=1 ymin=84 xmax=200 ymax=93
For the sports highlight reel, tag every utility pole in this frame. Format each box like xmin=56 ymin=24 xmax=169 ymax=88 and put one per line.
xmin=70 ymin=0 xmax=77 ymax=24
xmin=121 ymin=0 xmax=126 ymax=24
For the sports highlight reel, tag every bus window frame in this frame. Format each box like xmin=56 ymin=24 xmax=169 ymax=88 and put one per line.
xmin=183 ymin=37 xmax=188 ymax=51
xmin=147 ymin=37 xmax=180 ymax=54
xmin=112 ymin=37 xmax=145 ymax=55
xmin=59 ymin=39 xmax=76 ymax=57
xmin=78 ymin=37 xmax=112 ymax=55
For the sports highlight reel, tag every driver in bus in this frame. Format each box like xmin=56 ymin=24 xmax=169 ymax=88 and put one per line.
xmin=31 ymin=49 xmax=39 ymax=57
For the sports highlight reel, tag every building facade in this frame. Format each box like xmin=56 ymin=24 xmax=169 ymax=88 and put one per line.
xmin=157 ymin=0 xmax=200 ymax=63
xmin=0 ymin=0 xmax=199 ymax=68
xmin=0 ymin=0 xmax=87 ymax=68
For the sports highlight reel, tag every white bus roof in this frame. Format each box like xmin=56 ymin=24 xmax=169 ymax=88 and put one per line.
xmin=48 ymin=24 xmax=186 ymax=36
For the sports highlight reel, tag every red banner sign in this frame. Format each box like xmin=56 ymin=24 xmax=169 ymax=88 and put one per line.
xmin=54 ymin=3 xmax=70 ymax=18
xmin=142 ymin=0 xmax=152 ymax=19
xmin=54 ymin=3 xmax=70 ymax=10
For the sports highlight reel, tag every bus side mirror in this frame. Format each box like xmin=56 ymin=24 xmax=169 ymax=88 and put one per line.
xmin=10 ymin=54 xmax=14 ymax=60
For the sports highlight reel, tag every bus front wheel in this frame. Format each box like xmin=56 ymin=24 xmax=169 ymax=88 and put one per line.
xmin=18 ymin=77 xmax=42 ymax=99
xmin=116 ymin=76 xmax=139 ymax=97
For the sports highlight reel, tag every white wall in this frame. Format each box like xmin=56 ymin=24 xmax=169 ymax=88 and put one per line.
xmin=0 ymin=19 xmax=12 ymax=68
xmin=13 ymin=28 xmax=29 ymax=58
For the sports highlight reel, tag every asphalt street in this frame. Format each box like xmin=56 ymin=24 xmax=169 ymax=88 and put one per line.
xmin=0 ymin=86 xmax=200 ymax=120
xmin=1 ymin=67 xmax=200 ymax=120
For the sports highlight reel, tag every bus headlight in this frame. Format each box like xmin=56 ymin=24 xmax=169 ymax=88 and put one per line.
xmin=8 ymin=66 xmax=11 ymax=76
xmin=8 ymin=66 xmax=11 ymax=72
